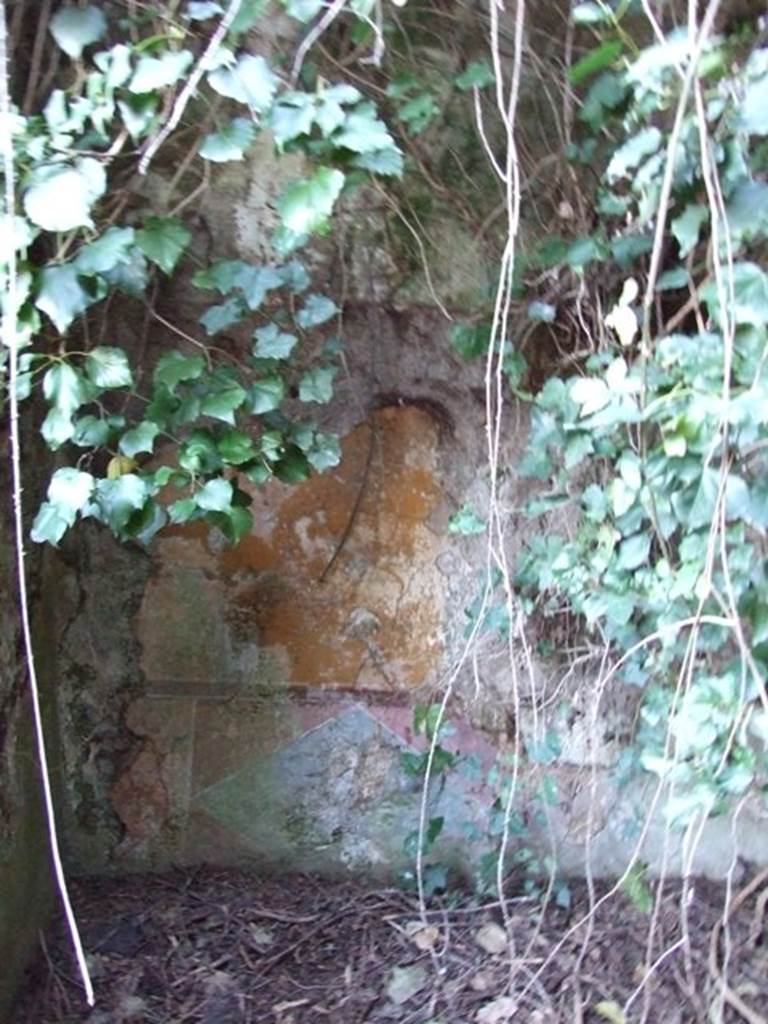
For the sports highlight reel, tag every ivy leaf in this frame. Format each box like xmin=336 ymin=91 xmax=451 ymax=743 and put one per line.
xmin=742 ymin=73 xmax=768 ymax=135
xmin=450 ymin=322 xmax=491 ymax=360
xmin=617 ymin=532 xmax=651 ymax=570
xmin=199 ymin=117 xmax=257 ymax=162
xmin=72 ymin=414 xmax=110 ymax=447
xmin=306 ymin=432 xmax=340 ymax=471
xmin=237 ymin=265 xmax=284 ymax=309
xmin=35 ymin=265 xmax=93 ymax=333
xmin=179 ymin=429 xmax=222 ymax=473
xmin=277 ymin=167 xmax=345 ymax=235
xmin=168 ymin=497 xmax=199 ymax=524
xmin=572 ymin=1 xmax=612 ymax=23
xmin=135 ymin=216 xmax=191 ymax=275
xmin=280 ymin=259 xmax=310 ymax=293
xmin=351 ymin=148 xmax=404 ymax=177
xmin=252 ymin=323 xmax=298 ymax=359
xmin=333 ymin=104 xmax=394 ymax=153
xmin=207 ymin=54 xmax=277 ymax=111
xmin=41 ymin=408 xmax=75 ymax=449
xmin=571 ymin=376 xmax=610 ymax=416
xmin=129 ymin=50 xmax=194 ymax=93
xmin=48 ymin=467 xmax=95 ymax=518
xmin=283 ymin=0 xmax=323 ymax=20
xmin=620 ymin=862 xmax=653 ymax=914
xmin=43 ymin=362 xmax=88 ymax=418
xmin=299 ymin=365 xmax=335 ymax=404
xmin=153 ymin=350 xmax=205 ymax=391
xmin=93 ymin=475 xmax=148 ymax=534
xmin=270 ymin=95 xmax=316 ymax=147
xmin=24 ymin=162 xmax=105 ymax=232
xmin=248 ymin=375 xmax=284 ymax=413
xmin=192 ymin=259 xmax=250 ymax=292
xmin=200 ymin=384 xmax=246 ymax=424
xmin=606 ymin=126 xmax=662 ymax=180
xmin=295 ymin=293 xmax=338 ymax=328
xmin=196 ymin=478 xmax=233 ymax=512
xmin=230 ymin=0 xmax=270 ymax=32
xmin=448 ymin=504 xmax=485 ymax=535
xmin=74 ymin=227 xmax=136 ymax=275
xmin=199 ymin=296 xmax=246 ymax=335
xmin=30 ymin=501 xmax=72 ymax=545
xmin=570 ymin=38 xmax=623 ymax=85
xmin=186 ymin=1 xmax=224 ymax=18
xmin=455 ymin=60 xmax=494 ymax=91
xmin=671 ymin=203 xmax=707 ymax=258
xmin=398 ymin=93 xmax=439 ymax=135
xmin=49 ymin=5 xmax=107 ymax=59
xmin=119 ymin=421 xmax=160 ymax=457
xmin=86 ymin=346 xmax=133 ymax=389
xmin=527 ymin=301 xmax=556 ymax=323
xmin=103 ymin=249 xmax=149 ymax=297
xmin=218 ymin=429 xmax=256 ymax=464
xmin=274 ymin=446 xmax=311 ymax=482
xmin=315 ymin=96 xmax=346 ymax=137
xmin=702 ymin=263 xmax=768 ymax=328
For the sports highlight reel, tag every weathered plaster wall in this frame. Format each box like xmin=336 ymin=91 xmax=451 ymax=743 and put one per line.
xmin=32 ymin=0 xmax=768 ymax=889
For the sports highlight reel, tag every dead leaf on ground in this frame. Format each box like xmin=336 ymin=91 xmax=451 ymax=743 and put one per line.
xmin=595 ymin=1000 xmax=627 ymax=1024
xmin=404 ymin=920 xmax=441 ymax=950
xmin=469 ymin=968 xmax=495 ymax=992
xmin=474 ymin=921 xmax=508 ymax=955
xmin=476 ymin=995 xmax=517 ymax=1023
xmin=385 ymin=964 xmax=427 ymax=1005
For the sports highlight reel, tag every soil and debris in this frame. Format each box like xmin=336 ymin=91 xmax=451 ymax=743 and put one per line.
xmin=11 ymin=867 xmax=768 ymax=1023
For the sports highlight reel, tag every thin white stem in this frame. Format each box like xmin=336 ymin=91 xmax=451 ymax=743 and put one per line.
xmin=0 ymin=2 xmax=94 ymax=1008
xmin=139 ymin=0 xmax=243 ymax=176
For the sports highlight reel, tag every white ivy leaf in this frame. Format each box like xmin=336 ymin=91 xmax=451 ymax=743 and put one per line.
xmin=186 ymin=1 xmax=224 ymax=18
xmin=252 ymin=323 xmax=298 ymax=359
xmin=207 ymin=54 xmax=277 ymax=111
xmin=35 ymin=266 xmax=93 ymax=333
xmin=30 ymin=501 xmax=72 ymax=545
xmin=605 ymin=302 xmax=638 ymax=348
xmin=333 ymin=105 xmax=394 ymax=153
xmin=249 ymin=375 xmax=284 ymax=413
xmin=742 ymin=73 xmax=768 ymax=135
xmin=196 ymin=478 xmax=233 ymax=512
xmin=93 ymin=44 xmax=133 ymax=89
xmin=86 ymin=346 xmax=133 ymax=389
xmin=277 ymin=168 xmax=345 ymax=236
xmin=283 ymin=0 xmax=324 ymax=21
xmin=48 ymin=466 xmax=95 ymax=514
xmin=306 ymin=432 xmax=340 ymax=471
xmin=671 ymin=203 xmax=707 ymax=258
xmin=41 ymin=407 xmax=75 ymax=449
xmin=49 ymin=5 xmax=107 ymax=59
xmin=119 ymin=421 xmax=160 ymax=457
xmin=298 ymin=365 xmax=335 ymax=404
xmin=24 ymin=163 xmax=103 ymax=231
xmin=570 ymin=376 xmax=609 ymax=417
xmin=129 ymin=50 xmax=194 ymax=94
xmin=199 ymin=117 xmax=257 ymax=162
xmin=75 ymin=227 xmax=136 ymax=275
xmin=606 ymin=126 xmax=662 ymax=180
xmin=295 ymin=293 xmax=338 ymax=328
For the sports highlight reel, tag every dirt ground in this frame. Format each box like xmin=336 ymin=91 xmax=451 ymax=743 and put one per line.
xmin=11 ymin=867 xmax=768 ymax=1023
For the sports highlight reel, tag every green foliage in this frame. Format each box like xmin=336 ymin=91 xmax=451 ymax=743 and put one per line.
xmin=2 ymin=1 xmax=403 ymax=550
xmin=511 ymin=17 xmax=768 ymax=827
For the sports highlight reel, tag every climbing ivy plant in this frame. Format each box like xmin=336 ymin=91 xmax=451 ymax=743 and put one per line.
xmin=509 ymin=9 xmax=768 ymax=826
xmin=0 ymin=0 xmax=402 ymax=546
